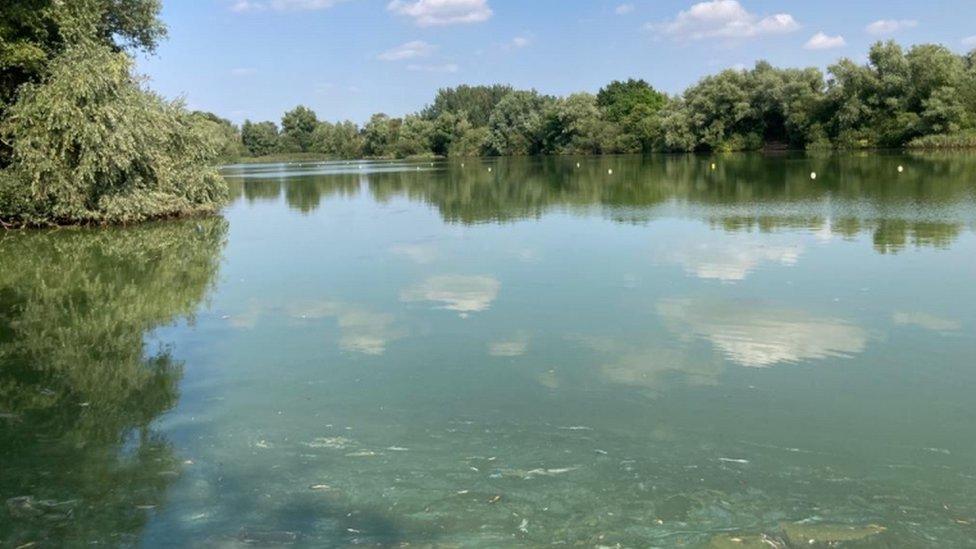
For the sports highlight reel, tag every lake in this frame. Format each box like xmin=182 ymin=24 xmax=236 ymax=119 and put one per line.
xmin=2 ymin=154 xmax=975 ymax=547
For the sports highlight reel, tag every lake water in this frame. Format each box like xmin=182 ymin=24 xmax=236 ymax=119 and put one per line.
xmin=2 ymin=154 xmax=975 ymax=547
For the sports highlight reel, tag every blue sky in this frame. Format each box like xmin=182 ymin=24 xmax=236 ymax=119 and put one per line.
xmin=138 ymin=0 xmax=976 ymax=125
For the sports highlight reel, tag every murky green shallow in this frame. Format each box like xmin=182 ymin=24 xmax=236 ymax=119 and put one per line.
xmin=2 ymin=154 xmax=976 ymax=547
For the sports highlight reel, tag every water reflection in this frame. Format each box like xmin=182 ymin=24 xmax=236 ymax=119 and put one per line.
xmin=658 ymin=298 xmax=869 ymax=368
xmin=222 ymin=153 xmax=976 ymax=253
xmin=400 ymin=275 xmax=501 ymax=317
xmin=0 ymin=219 xmax=226 ymax=546
xmin=488 ymin=333 xmax=530 ymax=357
xmin=892 ymin=311 xmax=962 ymax=333
xmin=289 ymin=301 xmax=405 ymax=356
xmin=662 ymin=234 xmax=801 ymax=282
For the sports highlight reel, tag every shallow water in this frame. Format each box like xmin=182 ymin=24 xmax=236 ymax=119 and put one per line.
xmin=2 ymin=154 xmax=976 ymax=547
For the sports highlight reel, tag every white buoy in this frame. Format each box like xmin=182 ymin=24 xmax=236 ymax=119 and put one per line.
xmin=810 ymin=172 xmax=817 ymax=180
xmin=710 ymin=163 xmax=716 ymax=170
xmin=608 ymin=169 xmax=613 ymax=175
xmin=576 ymin=162 xmax=580 ymax=168
xmin=897 ymin=165 xmax=904 ymax=173
xmin=461 ymin=162 xmax=465 ymax=167
xmin=488 ymin=167 xmax=492 ymax=173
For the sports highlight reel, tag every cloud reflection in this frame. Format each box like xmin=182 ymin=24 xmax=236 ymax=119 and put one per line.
xmin=400 ymin=275 xmax=500 ymax=316
xmin=488 ymin=334 xmax=530 ymax=357
xmin=892 ymin=311 xmax=961 ymax=333
xmin=389 ymin=242 xmax=439 ymax=264
xmin=658 ymin=298 xmax=868 ymax=368
xmin=666 ymin=236 xmax=801 ymax=282
xmin=290 ymin=301 xmax=405 ymax=356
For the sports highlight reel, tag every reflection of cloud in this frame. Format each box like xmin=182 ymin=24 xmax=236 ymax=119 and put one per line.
xmin=668 ymin=237 xmax=801 ymax=282
xmin=893 ymin=312 xmax=961 ymax=333
xmin=658 ymin=298 xmax=867 ymax=368
xmin=401 ymin=275 xmax=500 ymax=316
xmin=602 ymin=346 xmax=723 ymax=389
xmin=389 ymin=243 xmax=438 ymax=264
xmin=571 ymin=334 xmax=724 ymax=391
xmin=488 ymin=334 xmax=529 ymax=357
xmin=290 ymin=301 xmax=405 ymax=356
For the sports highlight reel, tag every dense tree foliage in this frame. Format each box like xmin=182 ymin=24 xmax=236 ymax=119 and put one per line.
xmin=421 ymin=84 xmax=514 ymax=127
xmin=0 ymin=42 xmax=226 ymax=225
xmin=0 ymin=0 xmax=228 ymax=226
xmin=230 ymin=41 xmax=976 ymax=161
xmin=279 ymin=104 xmax=318 ymax=153
xmin=0 ymin=0 xmax=165 ymax=128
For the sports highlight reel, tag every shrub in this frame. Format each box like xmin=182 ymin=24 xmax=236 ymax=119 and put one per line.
xmin=906 ymin=131 xmax=976 ymax=149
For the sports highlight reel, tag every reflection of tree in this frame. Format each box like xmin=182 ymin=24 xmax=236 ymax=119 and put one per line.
xmin=285 ymin=174 xmax=360 ymax=214
xmin=0 ymin=218 xmax=226 ymax=546
xmin=233 ymin=154 xmax=975 ymax=252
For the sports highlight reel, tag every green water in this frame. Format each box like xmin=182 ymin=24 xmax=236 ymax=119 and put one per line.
xmin=2 ymin=154 xmax=976 ymax=547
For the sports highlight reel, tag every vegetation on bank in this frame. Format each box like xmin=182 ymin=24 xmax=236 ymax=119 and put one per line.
xmin=0 ymin=1 xmax=227 ymax=227
xmin=233 ymin=41 xmax=976 ymax=160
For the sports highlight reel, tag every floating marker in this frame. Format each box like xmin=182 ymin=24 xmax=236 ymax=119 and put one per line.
xmin=711 ymin=163 xmax=716 ymax=170
xmin=576 ymin=162 xmax=581 ymax=168
xmin=810 ymin=172 xmax=817 ymax=180
xmin=608 ymin=169 xmax=613 ymax=175
xmin=897 ymin=165 xmax=904 ymax=173
xmin=488 ymin=167 xmax=492 ymax=173
xmin=461 ymin=162 xmax=465 ymax=167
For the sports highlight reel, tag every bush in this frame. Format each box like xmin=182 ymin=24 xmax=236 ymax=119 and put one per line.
xmin=0 ymin=42 xmax=227 ymax=226
xmin=906 ymin=131 xmax=976 ymax=149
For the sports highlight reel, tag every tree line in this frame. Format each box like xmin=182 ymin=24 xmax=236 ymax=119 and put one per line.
xmin=234 ymin=41 xmax=976 ymax=160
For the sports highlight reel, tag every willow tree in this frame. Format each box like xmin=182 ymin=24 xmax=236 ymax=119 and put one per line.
xmin=0 ymin=0 xmax=166 ymax=148
xmin=0 ymin=41 xmax=227 ymax=226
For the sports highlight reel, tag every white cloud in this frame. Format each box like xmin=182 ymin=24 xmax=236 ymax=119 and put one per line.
xmin=401 ymin=275 xmax=500 ymax=316
xmin=406 ymin=63 xmax=459 ymax=73
xmin=231 ymin=0 xmax=351 ymax=11
xmin=387 ymin=0 xmax=492 ymax=26
xmin=378 ymin=40 xmax=436 ymax=61
xmin=865 ymin=19 xmax=918 ymax=36
xmin=500 ymin=35 xmax=531 ymax=51
xmin=804 ymin=31 xmax=846 ymax=50
xmin=615 ymin=4 xmax=634 ymax=15
xmin=230 ymin=67 xmax=258 ymax=76
xmin=650 ymin=0 xmax=799 ymax=41
xmin=963 ymin=35 xmax=976 ymax=48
